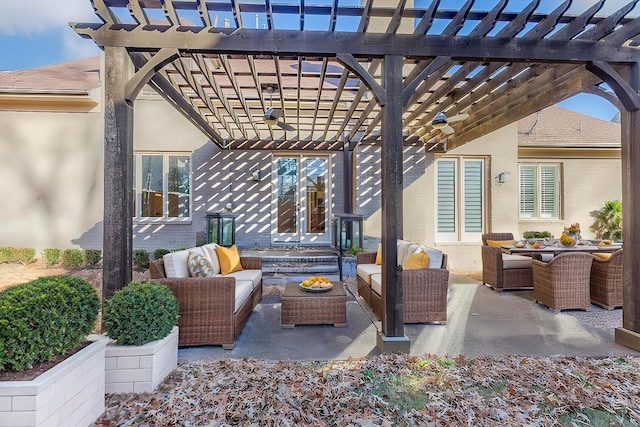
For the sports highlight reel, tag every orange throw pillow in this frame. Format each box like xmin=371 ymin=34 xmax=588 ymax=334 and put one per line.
xmin=375 ymin=243 xmax=382 ymax=265
xmin=404 ymin=251 xmax=430 ymax=270
xmin=486 ymin=239 xmax=515 ymax=247
xmin=215 ymin=245 xmax=244 ymax=275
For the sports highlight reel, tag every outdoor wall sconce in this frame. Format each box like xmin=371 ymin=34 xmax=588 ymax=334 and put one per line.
xmin=252 ymin=169 xmax=260 ymax=182
xmin=495 ymin=171 xmax=511 ymax=184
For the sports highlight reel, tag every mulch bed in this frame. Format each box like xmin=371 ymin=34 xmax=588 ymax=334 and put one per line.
xmin=93 ymin=353 xmax=640 ymax=426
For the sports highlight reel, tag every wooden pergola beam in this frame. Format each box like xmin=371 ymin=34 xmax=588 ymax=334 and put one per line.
xmin=73 ymin=25 xmax=640 ymax=64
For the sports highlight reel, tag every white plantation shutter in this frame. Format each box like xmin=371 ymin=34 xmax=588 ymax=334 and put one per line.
xmin=519 ymin=166 xmax=536 ymax=218
xmin=463 ymin=160 xmax=483 ymax=233
xmin=436 ymin=158 xmax=485 ymax=241
xmin=540 ymin=165 xmax=559 ymax=218
xmin=437 ymin=160 xmax=456 ymax=234
xmin=519 ymin=164 xmax=560 ymax=219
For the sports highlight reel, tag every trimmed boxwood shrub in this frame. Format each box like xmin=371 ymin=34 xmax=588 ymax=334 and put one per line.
xmin=84 ymin=249 xmax=102 ymax=267
xmin=133 ymin=249 xmax=150 ymax=269
xmin=103 ymin=281 xmax=179 ymax=346
xmin=0 ymin=275 xmax=100 ymax=371
xmin=153 ymin=248 xmax=171 ymax=260
xmin=61 ymin=248 xmax=85 ymax=268
xmin=0 ymin=247 xmax=36 ymax=264
xmin=43 ymin=248 xmax=61 ymax=266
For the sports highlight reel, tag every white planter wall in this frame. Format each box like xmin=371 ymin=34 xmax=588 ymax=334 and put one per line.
xmin=105 ymin=326 xmax=178 ymax=394
xmin=0 ymin=336 xmax=108 ymax=427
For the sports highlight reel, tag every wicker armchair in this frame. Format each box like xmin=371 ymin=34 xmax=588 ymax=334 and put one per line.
xmin=590 ymin=249 xmax=623 ymax=310
xmin=481 ymin=233 xmax=534 ymax=291
xmin=356 ymin=250 xmax=449 ymax=324
xmin=532 ymin=252 xmax=593 ymax=313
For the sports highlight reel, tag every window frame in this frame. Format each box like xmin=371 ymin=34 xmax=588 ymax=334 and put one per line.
xmin=133 ymin=152 xmax=192 ymax=223
xmin=435 ymin=156 xmax=486 ymax=242
xmin=518 ymin=163 xmax=561 ymax=220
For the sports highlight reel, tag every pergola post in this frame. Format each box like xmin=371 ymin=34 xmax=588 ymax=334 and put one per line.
xmin=615 ymin=62 xmax=640 ymax=350
xmin=102 ymin=46 xmax=134 ymax=299
xmin=377 ymin=54 xmax=410 ymax=353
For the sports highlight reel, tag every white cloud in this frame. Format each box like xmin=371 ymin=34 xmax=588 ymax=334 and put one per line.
xmin=61 ymin=27 xmax=101 ymax=61
xmin=568 ymin=0 xmax=639 ymax=16
xmin=0 ymin=0 xmax=96 ymax=36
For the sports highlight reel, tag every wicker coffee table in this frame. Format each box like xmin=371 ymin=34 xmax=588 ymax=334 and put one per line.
xmin=281 ymin=281 xmax=347 ymax=328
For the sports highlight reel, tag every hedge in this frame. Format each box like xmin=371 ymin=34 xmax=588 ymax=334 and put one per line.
xmin=0 ymin=275 xmax=100 ymax=371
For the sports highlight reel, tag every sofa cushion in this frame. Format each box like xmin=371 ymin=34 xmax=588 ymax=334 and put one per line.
xmin=397 ymin=240 xmax=413 ymax=266
xmin=502 ymin=253 xmax=533 ymax=269
xmin=404 ymin=250 xmax=430 ymax=270
xmin=201 ymin=243 xmax=222 ymax=275
xmin=234 ymin=281 xmax=254 ymax=313
xmin=215 ymin=245 xmax=244 ymax=275
xmin=423 ymin=247 xmax=444 ymax=268
xmin=593 ymin=252 xmax=611 ymax=260
xmin=487 ymin=239 xmax=515 ymax=247
xmin=370 ymin=273 xmax=382 ymax=296
xmin=163 ymin=249 xmax=193 ymax=278
xmin=375 ymin=243 xmax=382 ymax=265
xmin=224 ymin=269 xmax=262 ymax=289
xmin=187 ymin=251 xmax=215 ymax=277
xmin=357 ymin=263 xmax=381 ymax=284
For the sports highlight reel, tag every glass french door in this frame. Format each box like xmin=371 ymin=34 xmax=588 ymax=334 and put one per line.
xmin=272 ymin=155 xmax=331 ymax=244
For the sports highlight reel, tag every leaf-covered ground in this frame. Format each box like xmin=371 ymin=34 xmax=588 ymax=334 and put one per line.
xmin=94 ymin=354 xmax=640 ymax=426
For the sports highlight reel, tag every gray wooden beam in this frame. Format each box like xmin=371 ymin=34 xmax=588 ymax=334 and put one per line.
xmin=72 ymin=25 xmax=640 ymax=64
xmin=615 ymin=63 xmax=640 ymax=351
xmin=102 ymin=46 xmax=134 ymax=299
xmin=379 ymin=54 xmax=407 ymax=351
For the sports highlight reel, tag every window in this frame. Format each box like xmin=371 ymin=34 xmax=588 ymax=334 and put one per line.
xmin=134 ymin=153 xmax=191 ymax=220
xmin=519 ymin=164 xmax=560 ymax=219
xmin=436 ymin=158 xmax=485 ymax=241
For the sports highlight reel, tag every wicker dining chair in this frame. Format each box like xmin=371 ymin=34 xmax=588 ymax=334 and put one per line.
xmin=590 ymin=249 xmax=623 ymax=310
xmin=532 ymin=252 xmax=593 ymax=313
xmin=481 ymin=232 xmax=534 ymax=291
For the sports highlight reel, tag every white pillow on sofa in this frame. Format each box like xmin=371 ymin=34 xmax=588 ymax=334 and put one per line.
xmin=163 ymin=249 xmax=192 ymax=278
xmin=201 ymin=243 xmax=222 ymax=275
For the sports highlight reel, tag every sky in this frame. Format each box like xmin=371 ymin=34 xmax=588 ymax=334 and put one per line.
xmin=0 ymin=0 xmax=630 ymax=122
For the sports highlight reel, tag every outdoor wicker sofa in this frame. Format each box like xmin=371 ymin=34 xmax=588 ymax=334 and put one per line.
xmin=149 ymin=243 xmax=262 ymax=349
xmin=532 ymin=252 xmax=593 ymax=313
xmin=590 ymin=249 xmax=623 ymax=310
xmin=356 ymin=241 xmax=449 ymax=324
xmin=481 ymin=232 xmax=536 ymax=291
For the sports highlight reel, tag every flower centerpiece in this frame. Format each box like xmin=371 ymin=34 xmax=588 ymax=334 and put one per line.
xmin=560 ymin=222 xmax=581 ymax=247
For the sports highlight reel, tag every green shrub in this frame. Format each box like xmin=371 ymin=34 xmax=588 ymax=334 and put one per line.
xmin=153 ymin=248 xmax=171 ymax=260
xmin=0 ymin=275 xmax=100 ymax=371
xmin=103 ymin=281 xmax=179 ymax=345
xmin=43 ymin=248 xmax=61 ymax=266
xmin=523 ymin=231 xmax=551 ymax=239
xmin=133 ymin=249 xmax=150 ymax=269
xmin=61 ymin=249 xmax=85 ymax=268
xmin=0 ymin=247 xmax=35 ymax=264
xmin=84 ymin=249 xmax=102 ymax=267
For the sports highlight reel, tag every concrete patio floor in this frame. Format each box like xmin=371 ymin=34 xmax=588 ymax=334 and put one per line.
xmin=179 ymin=274 xmax=639 ymax=362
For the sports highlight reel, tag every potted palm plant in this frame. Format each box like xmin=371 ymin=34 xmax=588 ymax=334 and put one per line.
xmin=590 ymin=200 xmax=623 ymax=241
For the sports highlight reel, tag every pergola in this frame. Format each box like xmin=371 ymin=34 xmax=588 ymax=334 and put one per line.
xmin=74 ymin=0 xmax=640 ymax=352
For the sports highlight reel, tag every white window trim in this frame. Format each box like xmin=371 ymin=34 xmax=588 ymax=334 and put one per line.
xmin=518 ymin=163 xmax=561 ymax=220
xmin=134 ymin=152 xmax=192 ymax=224
xmin=435 ymin=157 xmax=486 ymax=242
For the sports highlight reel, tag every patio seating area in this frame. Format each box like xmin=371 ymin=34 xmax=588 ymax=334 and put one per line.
xmin=178 ymin=274 xmax=639 ymax=362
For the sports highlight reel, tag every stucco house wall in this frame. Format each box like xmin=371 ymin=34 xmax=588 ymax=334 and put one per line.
xmin=0 ymin=92 xmax=104 ymax=251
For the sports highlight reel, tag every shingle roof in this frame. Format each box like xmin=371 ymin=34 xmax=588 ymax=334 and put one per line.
xmin=0 ymin=57 xmax=100 ymax=92
xmin=518 ymin=105 xmax=620 ymax=147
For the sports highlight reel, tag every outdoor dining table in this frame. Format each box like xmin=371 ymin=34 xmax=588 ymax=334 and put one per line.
xmin=501 ymin=242 xmax=622 ymax=257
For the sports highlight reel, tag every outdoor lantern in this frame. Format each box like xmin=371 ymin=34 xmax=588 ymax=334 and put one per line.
xmin=333 ymin=214 xmax=364 ymax=253
xmin=206 ymin=212 xmax=236 ymax=247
